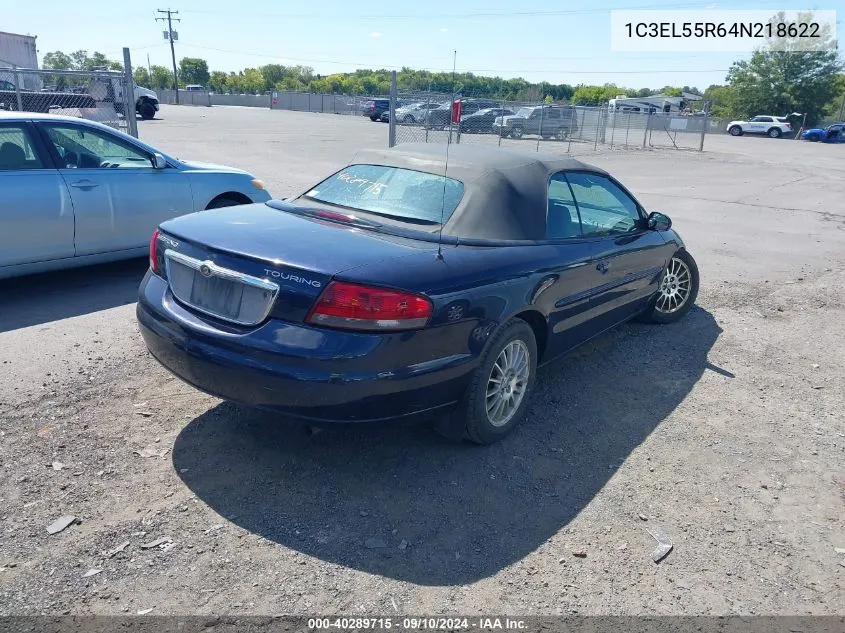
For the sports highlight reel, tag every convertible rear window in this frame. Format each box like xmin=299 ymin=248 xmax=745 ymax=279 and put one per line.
xmin=303 ymin=164 xmax=465 ymax=224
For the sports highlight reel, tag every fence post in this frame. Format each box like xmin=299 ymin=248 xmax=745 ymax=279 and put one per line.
xmin=12 ymin=65 xmax=23 ymax=111
xmin=593 ymin=107 xmax=600 ymax=151
xmin=122 ymin=48 xmax=139 ymax=138
xmin=388 ymin=71 xmax=397 ymax=148
xmin=643 ymin=112 xmax=649 ymax=148
xmin=699 ymin=111 xmax=708 ymax=151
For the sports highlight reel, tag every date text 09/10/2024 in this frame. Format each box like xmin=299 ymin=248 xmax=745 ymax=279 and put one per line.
xmin=308 ymin=617 xmax=528 ymax=630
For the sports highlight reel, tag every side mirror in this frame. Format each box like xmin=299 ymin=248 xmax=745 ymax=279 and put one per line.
xmin=647 ymin=211 xmax=672 ymax=231
xmin=152 ymin=153 xmax=167 ymax=169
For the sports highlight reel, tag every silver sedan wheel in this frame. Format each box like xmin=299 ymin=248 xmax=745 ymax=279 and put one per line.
xmin=486 ymin=340 xmax=531 ymax=427
xmin=656 ymin=256 xmax=693 ymax=314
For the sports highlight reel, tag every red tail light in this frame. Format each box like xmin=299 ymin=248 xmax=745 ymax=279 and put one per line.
xmin=149 ymin=228 xmax=160 ymax=274
xmin=306 ymin=281 xmax=432 ymax=331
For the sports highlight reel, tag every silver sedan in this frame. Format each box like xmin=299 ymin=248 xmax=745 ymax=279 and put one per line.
xmin=0 ymin=112 xmax=272 ymax=279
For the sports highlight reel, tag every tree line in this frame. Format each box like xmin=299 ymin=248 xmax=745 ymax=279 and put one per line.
xmin=40 ymin=13 xmax=843 ymax=126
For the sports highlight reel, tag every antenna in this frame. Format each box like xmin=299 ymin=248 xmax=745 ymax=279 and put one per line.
xmin=436 ymin=49 xmax=457 ymax=261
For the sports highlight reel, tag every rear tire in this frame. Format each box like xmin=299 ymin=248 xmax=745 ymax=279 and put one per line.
xmin=729 ymin=125 xmax=742 ymax=136
xmin=445 ymin=319 xmax=538 ymax=445
xmin=768 ymin=127 xmax=782 ymax=139
xmin=637 ymin=250 xmax=700 ymax=325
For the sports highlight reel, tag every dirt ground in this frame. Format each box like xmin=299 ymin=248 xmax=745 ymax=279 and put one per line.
xmin=1 ymin=106 xmax=843 ymax=617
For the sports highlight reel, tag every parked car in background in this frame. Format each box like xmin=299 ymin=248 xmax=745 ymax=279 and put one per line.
xmin=0 ymin=111 xmax=271 ymax=279
xmin=185 ymin=85 xmax=206 ymax=92
xmin=493 ymin=105 xmax=579 ymax=140
xmin=727 ymin=115 xmax=792 ymax=138
xmin=361 ymin=98 xmax=390 ymax=121
xmin=800 ymin=123 xmax=844 ymax=143
xmin=137 ymin=143 xmax=699 ymax=445
xmin=453 ymin=98 xmax=498 ymax=117
xmin=394 ymin=101 xmax=445 ymax=124
xmin=460 ymin=107 xmax=515 ymax=134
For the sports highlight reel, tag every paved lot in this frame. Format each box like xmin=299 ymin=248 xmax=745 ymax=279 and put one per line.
xmin=1 ymin=105 xmax=843 ymax=616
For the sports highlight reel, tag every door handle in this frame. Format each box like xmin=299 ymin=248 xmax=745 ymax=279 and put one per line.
xmin=70 ymin=180 xmax=99 ymax=189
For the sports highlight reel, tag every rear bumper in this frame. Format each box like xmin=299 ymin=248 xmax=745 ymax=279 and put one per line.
xmin=136 ymin=272 xmax=478 ymax=424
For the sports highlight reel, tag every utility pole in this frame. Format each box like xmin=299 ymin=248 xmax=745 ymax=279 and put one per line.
xmin=156 ymin=8 xmax=180 ymax=104
xmin=147 ymin=53 xmax=152 ymax=83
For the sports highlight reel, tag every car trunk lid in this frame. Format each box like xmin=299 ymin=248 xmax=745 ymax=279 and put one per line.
xmin=155 ymin=201 xmax=438 ymax=326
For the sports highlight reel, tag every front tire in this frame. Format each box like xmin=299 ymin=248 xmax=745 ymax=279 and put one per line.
xmin=510 ymin=126 xmax=524 ymax=139
xmin=638 ymin=250 xmax=700 ymax=324
xmin=450 ymin=319 xmax=538 ymax=445
xmin=729 ymin=125 xmax=742 ymax=136
xmin=138 ymin=101 xmax=156 ymax=120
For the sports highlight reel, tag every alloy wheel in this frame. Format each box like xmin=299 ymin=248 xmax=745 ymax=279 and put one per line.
xmin=485 ymin=340 xmax=531 ymax=427
xmin=656 ymin=256 xmax=693 ymax=314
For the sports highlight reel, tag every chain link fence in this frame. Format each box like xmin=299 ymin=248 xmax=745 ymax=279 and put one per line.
xmin=388 ymin=83 xmax=708 ymax=154
xmin=0 ymin=65 xmax=137 ymax=136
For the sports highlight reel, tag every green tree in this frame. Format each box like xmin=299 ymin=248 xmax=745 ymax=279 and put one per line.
xmin=725 ymin=11 xmax=842 ymax=125
xmin=659 ymin=86 xmax=683 ymax=97
xmin=42 ymin=51 xmax=74 ymax=89
xmin=824 ymin=74 xmax=845 ymax=121
xmin=259 ymin=64 xmax=286 ymax=91
xmin=703 ymin=84 xmax=739 ymax=119
xmin=148 ymin=65 xmax=174 ymax=90
xmin=571 ymin=84 xmax=627 ymax=106
xmin=42 ymin=51 xmax=73 ymax=70
xmin=208 ymin=70 xmax=229 ymax=93
xmin=133 ymin=67 xmax=150 ymax=87
xmin=179 ymin=57 xmax=210 ymax=87
xmin=241 ymin=68 xmax=265 ymax=94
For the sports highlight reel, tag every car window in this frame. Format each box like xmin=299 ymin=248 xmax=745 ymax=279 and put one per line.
xmin=303 ymin=164 xmax=465 ymax=225
xmin=546 ymin=173 xmax=582 ymax=240
xmin=0 ymin=125 xmax=44 ymax=170
xmin=43 ymin=124 xmax=153 ymax=169
xmin=565 ymin=172 xmax=641 ymax=237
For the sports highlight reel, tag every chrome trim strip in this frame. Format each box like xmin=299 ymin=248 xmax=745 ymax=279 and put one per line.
xmin=163 ymin=249 xmax=280 ymax=326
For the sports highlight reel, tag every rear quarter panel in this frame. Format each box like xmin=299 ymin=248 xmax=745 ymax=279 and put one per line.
xmin=337 ymin=244 xmax=579 ymax=359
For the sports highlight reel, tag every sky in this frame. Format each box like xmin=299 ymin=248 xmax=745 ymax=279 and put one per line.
xmin=4 ymin=0 xmax=843 ymax=90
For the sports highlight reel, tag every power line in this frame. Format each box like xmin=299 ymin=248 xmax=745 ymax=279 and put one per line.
xmin=156 ymin=8 xmax=181 ymax=103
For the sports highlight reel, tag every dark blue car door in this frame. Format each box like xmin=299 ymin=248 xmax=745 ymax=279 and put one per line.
xmin=535 ymin=172 xmax=611 ymax=361
xmin=564 ymin=171 xmax=673 ymax=329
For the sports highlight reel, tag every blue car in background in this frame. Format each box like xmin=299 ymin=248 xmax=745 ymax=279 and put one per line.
xmin=0 ymin=112 xmax=271 ymax=280
xmin=800 ymin=123 xmax=844 ymax=143
xmin=137 ymin=143 xmax=700 ymax=445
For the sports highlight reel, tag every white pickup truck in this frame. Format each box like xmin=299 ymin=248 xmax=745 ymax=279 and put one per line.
xmin=727 ymin=115 xmax=793 ymax=138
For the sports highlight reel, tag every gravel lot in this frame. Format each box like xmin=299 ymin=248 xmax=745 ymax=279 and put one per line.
xmin=1 ymin=105 xmax=843 ymax=616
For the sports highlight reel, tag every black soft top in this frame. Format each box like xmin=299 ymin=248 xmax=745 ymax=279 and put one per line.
xmin=348 ymin=143 xmax=609 ymax=241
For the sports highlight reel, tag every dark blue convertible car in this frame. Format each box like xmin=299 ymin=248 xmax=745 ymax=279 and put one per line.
xmin=137 ymin=143 xmax=699 ymax=444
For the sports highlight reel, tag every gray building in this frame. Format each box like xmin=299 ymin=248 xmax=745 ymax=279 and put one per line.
xmin=0 ymin=31 xmax=38 ymax=69
xmin=0 ymin=31 xmax=39 ymax=90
